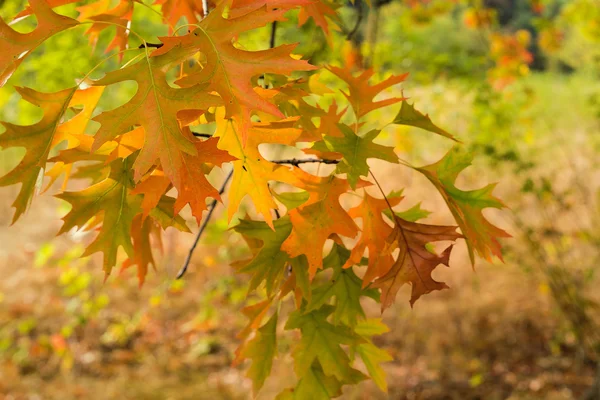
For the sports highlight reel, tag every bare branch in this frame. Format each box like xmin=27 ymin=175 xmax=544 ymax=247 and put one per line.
xmin=176 ymin=170 xmax=233 ymax=279
xmin=271 ymin=158 xmax=340 ymax=167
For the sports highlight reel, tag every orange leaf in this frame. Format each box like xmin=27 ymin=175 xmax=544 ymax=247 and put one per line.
xmin=216 ymin=115 xmax=301 ymax=228
xmin=343 ymin=193 xmax=402 ymax=286
xmin=90 ymin=51 xmax=222 ymax=189
xmin=0 ymin=0 xmax=78 ymax=86
xmin=281 ymin=170 xmax=369 ymax=278
xmin=328 ymin=66 xmax=408 ymax=121
xmin=154 ymin=0 xmax=316 ymax=137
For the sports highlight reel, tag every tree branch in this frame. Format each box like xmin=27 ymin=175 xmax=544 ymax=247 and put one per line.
xmin=271 ymin=158 xmax=340 ymax=167
xmin=192 ymin=132 xmax=213 ymax=138
xmin=346 ymin=5 xmax=363 ymax=40
xmin=176 ymin=170 xmax=233 ymax=279
xmin=138 ymin=42 xmax=163 ymax=49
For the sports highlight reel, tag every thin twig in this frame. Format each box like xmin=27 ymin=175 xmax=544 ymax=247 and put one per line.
xmin=270 ymin=21 xmax=278 ymax=49
xmin=176 ymin=170 xmax=233 ymax=279
xmin=271 ymin=158 xmax=340 ymax=167
xmin=138 ymin=42 xmax=163 ymax=49
xmin=346 ymin=5 xmax=363 ymax=40
xmin=192 ymin=132 xmax=213 ymax=138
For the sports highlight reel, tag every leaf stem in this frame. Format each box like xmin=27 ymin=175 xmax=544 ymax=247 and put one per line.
xmin=176 ymin=169 xmax=233 ymax=279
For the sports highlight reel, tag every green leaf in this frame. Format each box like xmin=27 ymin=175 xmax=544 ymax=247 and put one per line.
xmin=355 ymin=343 xmax=392 ymax=392
xmin=56 ymin=156 xmax=141 ymax=275
xmin=354 ymin=318 xmax=390 ymax=337
xmin=307 ymin=245 xmax=376 ymax=327
xmin=417 ymin=146 xmax=510 ymax=264
xmin=273 ymin=190 xmax=310 ymax=211
xmin=324 ymin=125 xmax=398 ymax=189
xmin=276 ymin=362 xmax=364 ymax=400
xmin=393 ymin=101 xmax=457 ymax=141
xmin=240 ymin=311 xmax=278 ymax=395
xmin=0 ymin=87 xmax=75 ymax=222
xmin=353 ymin=319 xmax=392 ymax=392
xmin=233 ymin=217 xmax=293 ymax=295
xmin=383 ymin=202 xmax=432 ymax=223
xmin=285 ymin=305 xmax=366 ymax=382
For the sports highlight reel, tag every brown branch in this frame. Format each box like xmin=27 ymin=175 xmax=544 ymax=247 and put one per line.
xmin=138 ymin=42 xmax=163 ymax=49
xmin=346 ymin=5 xmax=364 ymax=40
xmin=271 ymin=158 xmax=340 ymax=167
xmin=176 ymin=170 xmax=233 ymax=279
xmin=192 ymin=132 xmax=213 ymax=138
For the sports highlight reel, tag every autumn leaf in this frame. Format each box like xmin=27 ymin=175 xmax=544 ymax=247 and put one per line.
xmin=173 ymin=137 xmax=236 ymax=223
xmin=373 ymin=215 xmax=461 ymax=309
xmin=154 ymin=0 xmax=316 ymax=136
xmin=154 ymin=0 xmax=205 ymax=27
xmin=307 ymin=244 xmax=378 ymax=327
xmin=353 ymin=319 xmax=393 ymax=392
xmin=236 ymin=298 xmax=273 ymax=341
xmin=281 ymin=171 xmax=368 ymax=278
xmin=343 ymin=193 xmax=403 ymax=286
xmin=1 ymin=0 xmax=78 ymax=87
xmin=78 ymin=0 xmax=134 ymax=56
xmin=56 ymin=156 xmax=142 ymax=275
xmin=233 ymin=217 xmax=293 ymax=296
xmin=121 ymin=214 xmax=157 ymax=286
xmin=417 ymin=146 xmax=510 ymax=263
xmin=324 ymin=125 xmax=398 ymax=188
xmin=328 ymin=66 xmax=408 ymax=120
xmin=237 ymin=311 xmax=278 ymax=395
xmin=216 ymin=116 xmax=301 ymax=228
xmin=285 ymin=304 xmax=366 ymax=382
xmin=0 ymin=87 xmax=76 ymax=222
xmin=90 ymin=49 xmax=222 ymax=187
xmin=277 ymin=362 xmax=364 ymax=400
xmin=298 ymin=0 xmax=339 ymax=38
xmin=393 ymin=101 xmax=457 ymax=141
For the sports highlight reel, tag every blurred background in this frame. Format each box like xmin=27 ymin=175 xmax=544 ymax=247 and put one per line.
xmin=0 ymin=0 xmax=599 ymax=399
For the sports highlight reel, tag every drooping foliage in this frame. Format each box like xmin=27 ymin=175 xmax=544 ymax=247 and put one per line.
xmin=0 ymin=0 xmax=509 ymax=396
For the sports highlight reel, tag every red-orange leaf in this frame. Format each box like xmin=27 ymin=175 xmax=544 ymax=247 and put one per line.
xmin=1 ymin=0 xmax=78 ymax=86
xmin=374 ymin=216 xmax=462 ymax=309
xmin=281 ymin=170 xmax=369 ymax=278
xmin=90 ymin=51 xmax=222 ymax=188
xmin=154 ymin=0 xmax=316 ymax=137
xmin=328 ymin=66 xmax=408 ymax=121
xmin=343 ymin=193 xmax=402 ymax=286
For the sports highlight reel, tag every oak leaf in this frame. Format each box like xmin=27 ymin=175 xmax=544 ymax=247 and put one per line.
xmin=393 ymin=101 xmax=457 ymax=141
xmin=324 ymin=125 xmax=398 ymax=189
xmin=417 ymin=146 xmax=510 ymax=263
xmin=374 ymin=216 xmax=462 ymax=309
xmin=1 ymin=0 xmax=78 ymax=87
xmin=155 ymin=0 xmax=316 ymax=136
xmin=343 ymin=193 xmax=403 ymax=286
xmin=281 ymin=171 xmax=368 ymax=278
xmin=56 ymin=157 xmax=142 ymax=275
xmin=0 ymin=86 xmax=105 ymax=222
xmin=285 ymin=304 xmax=366 ymax=382
xmin=328 ymin=66 xmax=408 ymax=120
xmin=233 ymin=217 xmax=293 ymax=296
xmin=90 ymin=50 xmax=222 ymax=188
xmin=237 ymin=311 xmax=278 ymax=395
xmin=215 ymin=116 xmax=301 ymax=228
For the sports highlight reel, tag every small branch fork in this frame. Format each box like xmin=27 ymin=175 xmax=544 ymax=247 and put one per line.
xmin=176 ymin=157 xmax=339 ymax=279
